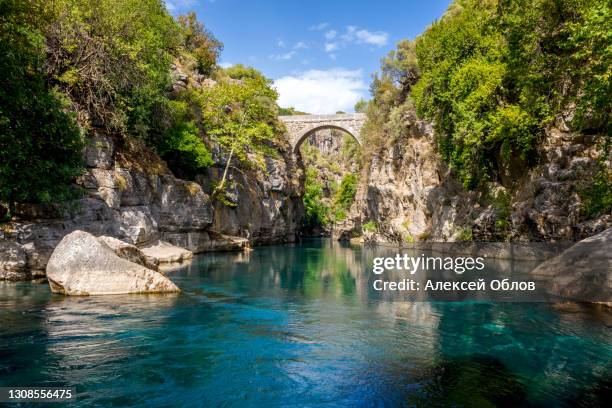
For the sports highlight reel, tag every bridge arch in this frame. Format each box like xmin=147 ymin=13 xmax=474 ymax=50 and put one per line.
xmin=279 ymin=113 xmax=365 ymax=154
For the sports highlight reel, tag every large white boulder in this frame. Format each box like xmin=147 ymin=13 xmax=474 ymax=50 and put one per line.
xmin=46 ymin=230 xmax=180 ymax=295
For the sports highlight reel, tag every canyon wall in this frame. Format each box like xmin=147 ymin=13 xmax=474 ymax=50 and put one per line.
xmin=0 ymin=130 xmax=303 ymax=281
xmin=336 ymin=110 xmax=610 ymax=244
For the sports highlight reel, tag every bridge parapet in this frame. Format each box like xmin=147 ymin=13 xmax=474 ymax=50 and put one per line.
xmin=279 ymin=113 xmax=365 ymax=152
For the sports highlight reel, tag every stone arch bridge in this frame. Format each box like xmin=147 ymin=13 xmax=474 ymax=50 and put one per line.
xmin=279 ymin=113 xmax=365 ymax=153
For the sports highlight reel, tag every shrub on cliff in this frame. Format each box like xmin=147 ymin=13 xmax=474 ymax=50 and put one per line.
xmin=364 ymin=0 xmax=611 ymax=189
xmin=193 ymin=67 xmax=281 ymax=197
xmin=303 ymin=168 xmax=329 ymax=229
xmin=0 ymin=0 xmax=84 ymax=216
xmin=177 ymin=12 xmax=222 ymax=76
xmin=332 ymin=174 xmax=358 ymax=221
xmin=44 ymin=0 xmax=181 ymax=136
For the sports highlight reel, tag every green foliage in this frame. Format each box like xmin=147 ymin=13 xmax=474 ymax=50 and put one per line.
xmin=340 ymin=134 xmax=361 ymax=163
xmin=302 ymin=167 xmax=329 ymax=229
xmin=354 ymin=99 xmax=368 ymax=113
xmin=196 ymin=68 xmax=280 ymax=170
xmin=278 ymin=106 xmax=308 ymax=115
xmin=0 ymin=0 xmax=84 ymax=215
xmin=223 ymin=64 xmax=267 ymax=81
xmin=177 ymin=12 xmax=222 ymax=76
xmin=362 ymin=220 xmax=377 ymax=233
xmin=44 ymin=0 xmax=182 ymax=136
xmin=491 ymin=190 xmax=512 ymax=231
xmin=332 ymin=173 xmax=358 ymax=221
xmin=456 ymin=227 xmax=473 ymax=242
xmin=210 ymin=182 xmax=237 ymax=208
xmin=154 ymin=100 xmax=213 ymax=179
xmin=366 ymin=0 xmax=610 ymax=190
xmin=580 ymin=140 xmax=612 ymax=217
xmin=381 ymin=39 xmax=420 ymax=93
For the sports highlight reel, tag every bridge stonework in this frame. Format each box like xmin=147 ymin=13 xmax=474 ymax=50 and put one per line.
xmin=279 ymin=113 xmax=366 ymax=153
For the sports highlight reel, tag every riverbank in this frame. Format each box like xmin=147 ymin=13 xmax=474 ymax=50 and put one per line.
xmin=0 ymin=130 xmax=303 ymax=281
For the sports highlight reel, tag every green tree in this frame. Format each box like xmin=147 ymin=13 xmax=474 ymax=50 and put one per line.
xmin=0 ymin=0 xmax=83 ymax=217
xmin=354 ymin=99 xmax=368 ymax=113
xmin=195 ymin=67 xmax=280 ymax=197
xmin=332 ymin=173 xmax=358 ymax=221
xmin=44 ymin=0 xmax=181 ymax=136
xmin=177 ymin=12 xmax=222 ymax=76
xmin=302 ymin=167 xmax=329 ymax=229
xmin=410 ymin=0 xmax=610 ymax=188
xmin=152 ymin=99 xmax=213 ymax=179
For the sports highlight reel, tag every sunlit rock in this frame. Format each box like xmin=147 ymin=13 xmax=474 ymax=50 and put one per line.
xmin=46 ymin=230 xmax=179 ymax=295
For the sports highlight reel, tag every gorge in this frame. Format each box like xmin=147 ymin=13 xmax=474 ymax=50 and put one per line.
xmin=0 ymin=1 xmax=610 ymax=406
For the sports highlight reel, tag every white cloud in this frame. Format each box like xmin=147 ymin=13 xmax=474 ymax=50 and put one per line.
xmin=341 ymin=26 xmax=357 ymax=42
xmin=219 ymin=62 xmax=233 ymax=68
xmin=164 ymin=0 xmax=196 ymax=12
xmin=293 ymin=41 xmax=309 ymax=50
xmin=325 ymin=30 xmax=337 ymax=40
xmin=269 ymin=51 xmax=297 ymax=61
xmin=355 ymin=29 xmax=388 ymax=46
xmin=309 ymin=22 xmax=329 ymax=31
xmin=277 ymin=39 xmax=285 ymax=48
xmin=336 ymin=25 xmax=389 ymax=47
xmin=324 ymin=42 xmax=338 ymax=52
xmin=329 ymin=54 xmax=337 ymax=61
xmin=274 ymin=69 xmax=367 ymax=114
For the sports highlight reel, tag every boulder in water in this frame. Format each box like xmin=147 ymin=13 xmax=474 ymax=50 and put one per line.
xmin=531 ymin=227 xmax=611 ymax=305
xmin=46 ymin=230 xmax=180 ymax=295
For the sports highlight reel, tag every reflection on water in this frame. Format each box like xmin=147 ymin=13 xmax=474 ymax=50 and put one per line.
xmin=0 ymin=239 xmax=610 ymax=407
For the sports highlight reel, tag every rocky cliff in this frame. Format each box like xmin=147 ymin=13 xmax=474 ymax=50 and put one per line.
xmin=0 ymin=129 xmax=303 ymax=281
xmin=336 ymin=109 xmax=611 ymax=244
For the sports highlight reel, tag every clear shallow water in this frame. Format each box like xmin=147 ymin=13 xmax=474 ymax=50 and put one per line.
xmin=0 ymin=239 xmax=610 ymax=407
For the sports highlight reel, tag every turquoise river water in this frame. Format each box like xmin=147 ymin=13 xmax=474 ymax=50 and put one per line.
xmin=0 ymin=239 xmax=610 ymax=407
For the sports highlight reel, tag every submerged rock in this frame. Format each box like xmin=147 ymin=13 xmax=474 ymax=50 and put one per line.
xmin=530 ymin=227 xmax=611 ymax=304
xmin=46 ymin=230 xmax=180 ymax=295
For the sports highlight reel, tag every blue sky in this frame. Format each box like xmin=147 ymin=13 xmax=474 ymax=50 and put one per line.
xmin=165 ymin=0 xmax=451 ymax=113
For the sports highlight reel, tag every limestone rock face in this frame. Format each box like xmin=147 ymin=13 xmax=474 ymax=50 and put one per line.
xmin=1 ymin=128 xmax=302 ymax=280
xmin=206 ymin=148 xmax=303 ymax=247
xmin=0 ymin=241 xmax=28 ymax=281
xmin=530 ymin=227 xmax=611 ymax=304
xmin=337 ymin=107 xmax=610 ymax=245
xmin=46 ymin=231 xmax=179 ymax=295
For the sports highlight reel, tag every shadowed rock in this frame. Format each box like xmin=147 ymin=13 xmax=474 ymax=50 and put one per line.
xmin=98 ymin=236 xmax=159 ymax=270
xmin=0 ymin=241 xmax=29 ymax=281
xmin=531 ymin=227 xmax=611 ymax=304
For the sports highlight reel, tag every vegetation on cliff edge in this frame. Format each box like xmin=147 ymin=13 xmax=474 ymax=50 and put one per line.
xmin=360 ymin=0 xmax=611 ymax=216
xmin=0 ymin=0 xmax=285 ymax=216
